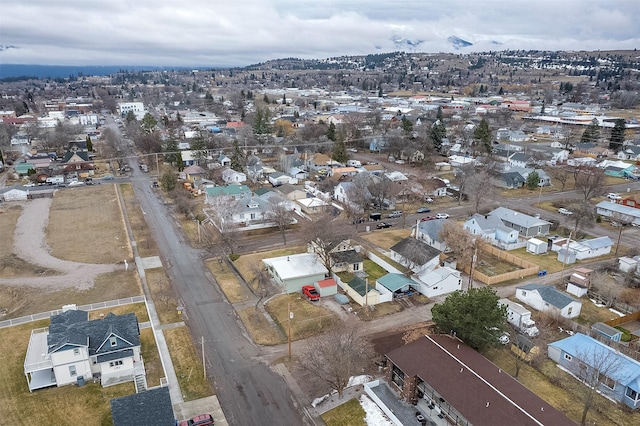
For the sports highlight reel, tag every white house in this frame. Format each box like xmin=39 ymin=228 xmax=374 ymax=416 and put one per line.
xmin=595 ymin=201 xmax=640 ymax=226
xmin=269 ymin=172 xmax=295 ymax=186
xmin=557 ymin=236 xmax=613 ymax=260
xmin=464 ymin=214 xmax=520 ymax=249
xmin=515 ymin=284 xmax=582 ymax=319
xmin=0 ymin=186 xmax=29 ymax=201
xmin=24 ymin=308 xmax=144 ymax=392
xmin=263 ymin=253 xmax=328 ymax=294
xmin=222 ymin=168 xmax=247 ymax=184
xmin=412 ymin=266 xmax=462 ymax=298
xmin=415 ymin=219 xmax=448 ymax=252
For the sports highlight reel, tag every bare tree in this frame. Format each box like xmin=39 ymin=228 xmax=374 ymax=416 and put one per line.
xmin=591 ymin=271 xmax=622 ymax=308
xmin=299 ymin=213 xmax=352 ymax=273
xmin=265 ymin=195 xmax=296 ymax=245
xmin=567 ymin=345 xmax=628 ymax=425
xmin=465 ymin=168 xmax=495 ymax=213
xmin=438 ymin=221 xmax=483 ymax=267
xmin=204 ymin=195 xmax=240 ymax=254
xmin=566 ymin=201 xmax=596 ymax=236
xmin=573 ymin=165 xmax=605 ymax=201
xmin=546 ymin=166 xmax=571 ymax=191
xmin=297 ymin=325 xmax=374 ymax=398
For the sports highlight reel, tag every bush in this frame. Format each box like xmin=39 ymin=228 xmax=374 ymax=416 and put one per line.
xmin=229 ymin=253 xmax=240 ymax=261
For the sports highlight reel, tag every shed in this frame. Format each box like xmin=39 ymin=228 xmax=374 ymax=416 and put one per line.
xmin=376 ymin=273 xmax=415 ymax=295
xmin=566 ymin=282 xmax=588 ymax=298
xmin=0 ymin=186 xmax=29 ymax=201
xmin=619 ymin=257 xmax=638 ymax=273
xmin=315 ymin=278 xmax=337 ymax=297
xmin=591 ymin=322 xmax=623 ymax=342
xmin=526 ymin=237 xmax=548 ymax=254
xmin=557 ymin=249 xmax=576 ymax=265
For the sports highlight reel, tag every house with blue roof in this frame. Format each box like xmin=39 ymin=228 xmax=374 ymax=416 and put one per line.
xmin=516 ymin=283 xmax=582 ymax=319
xmin=548 ymin=333 xmax=640 ymax=410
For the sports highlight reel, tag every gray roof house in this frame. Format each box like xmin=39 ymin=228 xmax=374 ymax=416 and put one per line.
xmin=415 ymin=218 xmax=448 ymax=252
xmin=488 ymin=207 xmax=552 ymax=237
xmin=110 ymin=387 xmax=175 ymax=426
xmin=390 ymin=237 xmax=442 ymax=273
xmin=516 ymin=283 xmax=582 ymax=318
xmin=464 ymin=213 xmax=520 ymax=249
xmin=491 ymin=171 xmax=526 ymax=189
xmin=25 ymin=309 xmax=144 ymax=392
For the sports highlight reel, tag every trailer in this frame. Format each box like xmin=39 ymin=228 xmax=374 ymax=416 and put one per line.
xmin=45 ymin=175 xmax=64 ymax=185
xmin=499 ymin=298 xmax=539 ymax=337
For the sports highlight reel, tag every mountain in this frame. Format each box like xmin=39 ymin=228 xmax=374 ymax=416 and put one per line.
xmin=447 ymin=36 xmax=473 ymax=50
xmin=390 ymin=35 xmax=425 ymax=50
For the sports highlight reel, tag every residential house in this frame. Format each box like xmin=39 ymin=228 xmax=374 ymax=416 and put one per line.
xmin=288 ymin=167 xmax=308 ymax=180
xmin=488 ymin=207 xmax=552 ymax=237
xmin=385 ymin=334 xmax=574 ymax=425
xmin=24 ymin=309 xmax=144 ymax=391
xmin=555 ymin=236 xmax=613 ymax=260
xmin=0 ymin=185 xmax=30 ymax=202
xmin=464 ymin=214 xmax=520 ymax=249
xmin=390 ymin=237 xmax=442 ymax=273
xmin=297 ymin=197 xmax=330 ymax=214
xmin=548 ymin=333 xmax=640 ymax=410
xmin=415 ymin=219 xmax=448 ymax=252
xmin=268 ymin=172 xmax=295 ymax=187
xmin=182 ymin=165 xmax=207 ymax=182
xmin=308 ymin=239 xmax=364 ymax=274
xmin=221 ymin=168 xmax=246 ymax=184
xmin=276 ymin=183 xmax=307 ymax=201
xmin=218 ymin=154 xmax=231 ymax=167
xmin=263 ymin=253 xmax=328 ymax=294
xmin=422 ymin=178 xmax=448 ymax=197
xmin=205 ymin=184 xmax=251 ymax=204
xmin=61 ymin=150 xmax=94 ymax=177
xmin=595 ymin=200 xmax=640 ymax=226
xmin=549 ymin=149 xmax=570 ymax=165
xmin=376 ymin=273 xmax=418 ymax=297
xmin=515 ymin=283 xmax=582 ymax=318
xmin=617 ymin=145 xmax=640 ymax=161
xmin=412 ymin=266 xmax=462 ymax=298
xmin=110 ymin=387 xmax=175 ymax=426
xmin=508 ymin=152 xmax=532 ymax=168
xmin=491 ymin=171 xmax=526 ymax=189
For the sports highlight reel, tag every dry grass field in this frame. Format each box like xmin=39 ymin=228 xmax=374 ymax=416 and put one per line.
xmin=205 ymin=258 xmax=252 ymax=304
xmin=237 ymin=306 xmax=286 ymax=345
xmin=233 ymin=246 xmax=306 ymax=290
xmin=265 ymin=294 xmax=339 ymax=341
xmin=47 ymin=185 xmax=131 ymax=263
xmin=0 ymin=269 xmax=140 ymax=319
xmin=163 ymin=326 xmax=213 ymax=401
xmin=119 ymin=184 xmax=158 ymax=258
xmin=88 ymin=301 xmax=149 ymax=323
xmin=145 ymin=268 xmax=182 ymax=325
xmin=359 ymin=228 xmax=411 ymax=250
xmin=0 ymin=204 xmax=59 ymax=277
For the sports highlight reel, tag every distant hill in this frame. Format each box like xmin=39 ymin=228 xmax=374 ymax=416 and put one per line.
xmin=0 ymin=64 xmax=207 ymax=79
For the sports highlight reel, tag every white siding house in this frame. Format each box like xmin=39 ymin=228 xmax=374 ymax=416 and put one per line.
xmin=515 ymin=284 xmax=582 ymax=319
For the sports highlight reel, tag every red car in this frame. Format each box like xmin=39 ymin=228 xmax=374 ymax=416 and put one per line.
xmin=302 ymin=285 xmax=320 ymax=301
xmin=421 ymin=216 xmax=435 ymax=221
xmin=178 ymin=414 xmax=214 ymax=426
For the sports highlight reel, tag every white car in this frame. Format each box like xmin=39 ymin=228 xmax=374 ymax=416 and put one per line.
xmin=558 ymin=208 xmax=573 ymax=215
xmin=68 ymin=181 xmax=85 ymax=187
xmin=435 ymin=213 xmax=450 ymax=219
xmin=607 ymin=193 xmax=622 ymax=200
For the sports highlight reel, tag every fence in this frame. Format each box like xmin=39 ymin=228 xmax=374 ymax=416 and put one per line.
xmin=0 ymin=296 xmax=146 ymax=329
xmin=460 ymin=245 xmax=539 ymax=285
xmin=604 ymin=310 xmax=640 ymax=328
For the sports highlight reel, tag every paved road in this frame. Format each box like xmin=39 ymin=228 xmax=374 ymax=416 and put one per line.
xmin=106 ymin=118 xmax=305 ymax=426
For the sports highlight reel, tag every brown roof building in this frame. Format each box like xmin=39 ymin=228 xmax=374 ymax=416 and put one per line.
xmin=385 ymin=334 xmax=575 ymax=425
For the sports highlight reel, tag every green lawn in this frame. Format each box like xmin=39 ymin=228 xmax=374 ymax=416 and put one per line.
xmin=321 ymin=398 xmax=366 ymax=426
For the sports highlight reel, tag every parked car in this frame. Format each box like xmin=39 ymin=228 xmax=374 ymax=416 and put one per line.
xmin=302 ymin=285 xmax=320 ymax=301
xmin=416 ymin=207 xmax=431 ymax=213
xmin=68 ymin=181 xmax=85 ymax=187
xmin=389 ymin=210 xmax=403 ymax=218
xmin=178 ymin=414 xmax=214 ymax=426
xmin=607 ymin=193 xmax=622 ymax=200
xmin=558 ymin=208 xmax=573 ymax=215
xmin=369 ymin=212 xmax=382 ymax=221
xmin=425 ymin=197 xmax=434 ymax=203
xmin=421 ymin=216 xmax=435 ymax=221
xmin=376 ymin=222 xmax=393 ymax=229
xmin=435 ymin=213 xmax=450 ymax=219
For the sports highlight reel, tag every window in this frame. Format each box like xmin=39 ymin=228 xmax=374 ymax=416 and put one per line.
xmin=521 ymin=291 xmax=526 ymax=296
xmin=109 ymin=360 xmax=123 ymax=367
xmin=626 ymin=387 xmax=639 ymax=401
xmin=567 ymin=307 xmax=573 ymax=316
xmin=69 ymin=365 xmax=76 ymax=376
xmin=391 ymin=364 xmax=405 ymax=388
xmin=602 ymin=375 xmax=616 ymax=390
xmin=564 ymin=353 xmax=572 ymax=361
xmin=110 ymin=336 xmax=117 ymax=347
xmin=353 ymin=263 xmax=360 ymax=271
xmin=73 ymin=348 xmax=80 ymax=356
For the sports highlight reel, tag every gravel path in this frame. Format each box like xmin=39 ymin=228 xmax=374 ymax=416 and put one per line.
xmin=0 ymin=198 xmax=121 ymax=290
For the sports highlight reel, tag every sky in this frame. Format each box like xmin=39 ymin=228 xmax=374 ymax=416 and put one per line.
xmin=2 ymin=0 xmax=639 ymax=67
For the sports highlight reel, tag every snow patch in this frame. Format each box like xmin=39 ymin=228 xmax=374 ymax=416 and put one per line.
xmin=360 ymin=394 xmax=394 ymax=426
xmin=608 ymin=308 xmax=625 ymax=317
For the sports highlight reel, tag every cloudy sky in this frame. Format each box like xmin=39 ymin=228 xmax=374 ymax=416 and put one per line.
xmin=2 ymin=0 xmax=639 ymax=67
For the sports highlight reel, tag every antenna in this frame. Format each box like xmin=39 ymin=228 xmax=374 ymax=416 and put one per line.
xmin=486 ymin=402 xmax=490 ymax=408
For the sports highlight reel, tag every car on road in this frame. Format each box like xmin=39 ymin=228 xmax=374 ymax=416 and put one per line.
xmin=558 ymin=208 xmax=573 ymax=215
xmin=376 ymin=222 xmax=393 ymax=229
xmin=421 ymin=216 xmax=435 ymax=221
xmin=178 ymin=413 xmax=214 ymax=426
xmin=302 ymin=285 xmax=320 ymax=301
xmin=389 ymin=210 xmax=403 ymax=218
xmin=23 ymin=182 xmax=36 ymax=187
xmin=435 ymin=213 xmax=450 ymax=219
xmin=416 ymin=207 xmax=431 ymax=213
xmin=607 ymin=193 xmax=622 ymax=200
xmin=102 ymin=174 xmax=115 ymax=180
xmin=68 ymin=181 xmax=85 ymax=187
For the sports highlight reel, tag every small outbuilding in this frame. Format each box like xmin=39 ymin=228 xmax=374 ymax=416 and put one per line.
xmin=591 ymin=322 xmax=623 ymax=342
xmin=526 ymin=237 xmax=548 ymax=255
xmin=315 ymin=278 xmax=337 ymax=297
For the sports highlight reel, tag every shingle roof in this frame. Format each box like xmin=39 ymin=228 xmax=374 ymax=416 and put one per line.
xmin=347 ymin=276 xmax=371 ymax=296
xmin=581 ymin=236 xmax=613 ymax=250
xmin=489 ymin=207 xmax=551 ymax=228
xmin=330 ymin=249 xmax=363 ymax=265
xmin=386 ymin=335 xmax=574 ymax=425
xmin=391 ymin=237 xmax=441 ymax=264
xmin=517 ymin=284 xmax=578 ymax=309
xmin=110 ymin=387 xmax=175 ymax=426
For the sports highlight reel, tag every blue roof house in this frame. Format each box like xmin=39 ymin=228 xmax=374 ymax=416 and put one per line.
xmin=548 ymin=333 xmax=640 ymax=410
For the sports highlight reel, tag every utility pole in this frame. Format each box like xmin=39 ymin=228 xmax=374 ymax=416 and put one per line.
xmin=468 ymin=239 xmax=478 ymax=289
xmin=365 ymin=278 xmax=369 ymax=316
xmin=202 ymin=336 xmax=206 ymax=379
xmin=559 ymin=231 xmax=573 ymax=286
xmin=288 ymin=304 xmax=293 ymax=360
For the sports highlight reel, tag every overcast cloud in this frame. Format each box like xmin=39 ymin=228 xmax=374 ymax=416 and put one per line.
xmin=2 ymin=0 xmax=639 ymax=67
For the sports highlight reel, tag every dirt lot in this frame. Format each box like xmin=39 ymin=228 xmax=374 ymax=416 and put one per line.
xmin=0 ymin=187 xmax=140 ymax=319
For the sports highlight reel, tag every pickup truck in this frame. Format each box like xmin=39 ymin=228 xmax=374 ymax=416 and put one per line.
xmin=302 ymin=285 xmax=320 ymax=301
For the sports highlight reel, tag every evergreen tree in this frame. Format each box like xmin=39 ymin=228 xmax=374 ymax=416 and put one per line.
xmin=431 ymin=119 xmax=447 ymax=152
xmin=526 ymin=171 xmax=539 ymax=190
xmin=160 ymin=171 xmax=177 ymax=192
xmin=140 ymin=113 xmax=157 ymax=133
xmin=581 ymin=119 xmax=600 ymax=144
xmin=85 ymin=136 xmax=93 ymax=152
xmin=609 ymin=119 xmax=625 ymax=151
xmin=125 ymin=110 xmax=136 ymax=123
xmin=253 ymin=108 xmax=271 ymax=136
xmin=401 ymin=116 xmax=413 ymax=134
xmin=332 ymin=136 xmax=348 ymax=164
xmin=326 ymin=122 xmax=337 ymax=141
xmin=230 ymin=140 xmax=245 ymax=172
xmin=436 ymin=106 xmax=443 ymax=122
xmin=474 ymin=118 xmax=492 ymax=154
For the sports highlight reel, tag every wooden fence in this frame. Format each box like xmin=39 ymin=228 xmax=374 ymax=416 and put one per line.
xmin=604 ymin=310 xmax=640 ymax=328
xmin=460 ymin=245 xmax=539 ymax=285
